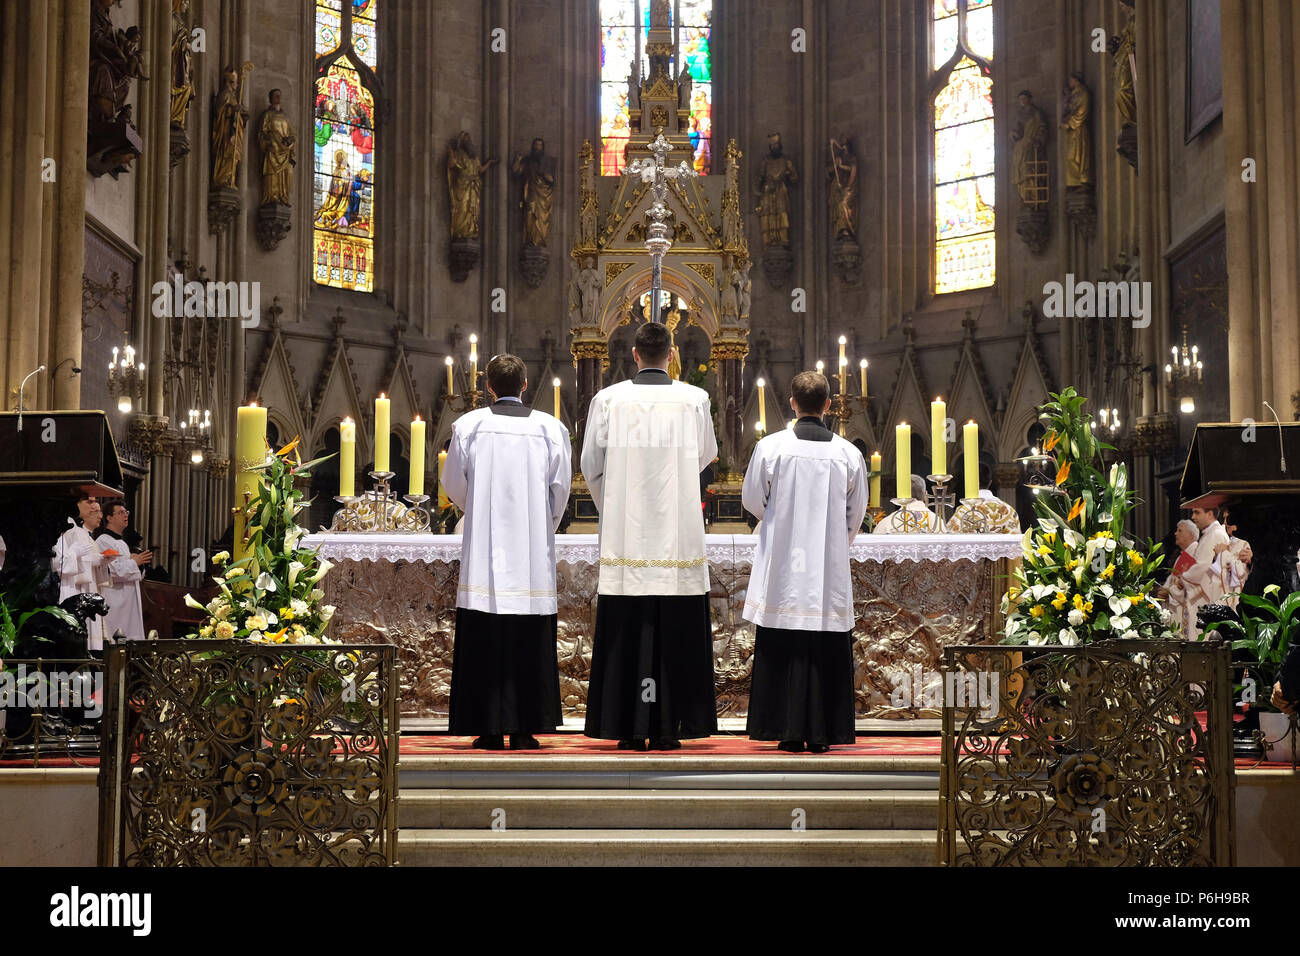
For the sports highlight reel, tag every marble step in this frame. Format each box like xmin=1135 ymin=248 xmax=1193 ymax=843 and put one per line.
xmin=398 ymin=788 xmax=938 ymax=830
xmin=398 ymin=828 xmax=938 ymax=866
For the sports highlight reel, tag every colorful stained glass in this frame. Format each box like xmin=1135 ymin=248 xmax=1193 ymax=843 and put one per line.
xmin=315 ymin=4 xmax=341 ymax=56
xmin=679 ymin=27 xmax=711 ymax=81
xmin=313 ymin=3 xmax=377 ymax=293
xmin=679 ymin=0 xmax=711 ymax=27
xmin=966 ymin=4 xmax=992 ymax=59
xmin=933 ymin=3 xmax=995 ymax=294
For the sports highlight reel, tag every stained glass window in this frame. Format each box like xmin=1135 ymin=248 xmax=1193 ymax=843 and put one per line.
xmin=599 ymin=0 xmax=713 ymax=176
xmin=313 ymin=0 xmax=377 ymax=293
xmin=933 ymin=1 xmax=994 ymax=294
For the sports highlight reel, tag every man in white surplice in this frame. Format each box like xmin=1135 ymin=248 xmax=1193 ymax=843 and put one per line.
xmin=443 ymin=354 xmax=572 ymax=750
xmin=580 ymin=321 xmax=718 ymax=750
xmin=1182 ymin=504 xmax=1230 ymax=621
xmin=51 ymin=495 xmax=107 ymax=651
xmin=93 ymin=499 xmax=152 ymax=642
xmin=742 ymin=371 xmax=866 ymax=753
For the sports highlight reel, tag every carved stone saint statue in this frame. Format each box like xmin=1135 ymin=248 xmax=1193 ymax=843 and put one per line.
xmin=754 ymin=133 xmax=799 ymax=248
xmin=719 ymin=261 xmax=739 ymax=318
xmin=736 ymin=259 xmax=752 ymax=321
xmin=1060 ymin=71 xmax=1093 ymax=188
xmin=90 ymin=0 xmax=148 ymax=126
xmin=511 ymin=138 xmax=557 ymax=247
xmin=827 ymin=136 xmax=858 ymax=241
xmin=578 ymin=257 xmax=602 ymax=327
xmin=257 ymin=89 xmax=297 ymax=206
xmin=677 ymin=67 xmax=694 ymax=112
xmin=170 ymin=0 xmax=194 ymax=128
xmin=447 ymin=131 xmax=497 ymax=241
xmin=211 ymin=64 xmax=251 ymax=190
xmin=1011 ymin=90 xmax=1048 ymax=205
xmin=1109 ymin=8 xmax=1138 ymax=168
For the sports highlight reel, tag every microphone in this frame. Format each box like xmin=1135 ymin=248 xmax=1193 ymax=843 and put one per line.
xmin=16 ymin=365 xmax=45 ymax=433
xmin=1263 ymin=402 xmax=1287 ymax=475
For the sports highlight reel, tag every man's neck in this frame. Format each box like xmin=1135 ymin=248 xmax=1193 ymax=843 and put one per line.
xmin=635 ymin=365 xmax=670 ymax=374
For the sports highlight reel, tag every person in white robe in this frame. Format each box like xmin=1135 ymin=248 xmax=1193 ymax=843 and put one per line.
xmin=1161 ymin=519 xmax=1214 ymax=638
xmin=872 ymin=474 xmax=937 ymax=533
xmin=51 ymin=496 xmax=108 ymax=651
xmin=93 ymin=500 xmax=151 ymax=643
xmin=1183 ymin=504 xmax=1230 ymax=611
xmin=443 ymin=354 xmax=572 ymax=750
xmin=742 ymin=371 xmax=866 ymax=752
xmin=1213 ymin=510 xmax=1252 ymax=607
xmin=580 ymin=321 xmax=719 ymax=750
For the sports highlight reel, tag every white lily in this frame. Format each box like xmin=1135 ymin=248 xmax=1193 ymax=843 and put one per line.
xmin=1067 ymin=609 xmax=1085 ymax=626
xmin=1111 ymin=615 xmax=1131 ymax=632
xmin=1058 ymin=628 xmax=1079 ymax=646
xmin=288 ymin=560 xmax=306 ymax=588
xmin=1109 ymin=595 xmax=1132 ymax=616
xmin=255 ymin=572 xmax=277 ymax=593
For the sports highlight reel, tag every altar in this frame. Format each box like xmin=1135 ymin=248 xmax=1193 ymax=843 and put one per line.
xmin=307 ymin=532 xmax=1021 ymax=724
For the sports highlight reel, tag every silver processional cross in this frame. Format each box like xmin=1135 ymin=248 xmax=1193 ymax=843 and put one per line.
xmin=626 ymin=132 xmax=698 ymax=323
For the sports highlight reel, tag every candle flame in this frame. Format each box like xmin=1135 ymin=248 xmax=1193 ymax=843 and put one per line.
xmin=445 ymin=355 xmax=454 ymax=366
xmin=249 ymin=401 xmax=258 ymax=408
xmin=860 ymin=359 xmax=867 ymax=368
xmin=469 ymin=333 xmax=478 ymax=344
xmin=414 ymin=414 xmax=422 ymax=422
xmin=343 ymin=416 xmax=353 ymax=423
xmin=756 ymin=377 xmax=765 ymax=388
xmin=379 ymin=392 xmax=387 ymax=400
xmin=553 ymin=377 xmax=561 ymax=387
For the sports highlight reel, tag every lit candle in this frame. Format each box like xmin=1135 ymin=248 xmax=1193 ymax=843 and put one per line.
xmin=437 ymin=450 xmax=449 ymax=510
xmin=815 ymin=360 xmax=825 ymax=374
xmin=339 ymin=417 xmax=356 ymax=497
xmin=870 ymin=451 xmax=882 ymax=509
xmin=553 ymin=377 xmax=562 ymax=419
xmin=445 ymin=355 xmax=455 ymax=396
xmin=930 ymin=397 xmax=947 ymax=476
xmin=838 ymin=335 xmax=847 ymax=366
xmin=409 ymin=416 xmax=426 ymax=496
xmin=963 ymin=420 xmax=979 ymax=500
xmin=896 ymin=422 xmax=911 ymax=501
xmin=860 ymin=359 xmax=868 ymax=397
xmin=234 ymin=402 xmax=268 ymax=561
xmin=756 ymin=377 xmax=767 ymax=433
xmin=374 ymin=393 xmax=391 ymax=472
xmin=838 ymin=355 xmax=848 ymax=394
xmin=469 ymin=333 xmax=479 ymax=387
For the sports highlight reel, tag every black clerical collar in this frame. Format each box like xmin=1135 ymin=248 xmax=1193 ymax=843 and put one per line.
xmin=633 ymin=368 xmax=672 ymax=385
xmin=489 ymin=397 xmax=531 ymax=417
xmin=793 ymin=415 xmax=833 ymax=441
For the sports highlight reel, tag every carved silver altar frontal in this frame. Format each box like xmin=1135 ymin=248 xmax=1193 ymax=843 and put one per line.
xmin=311 ymin=533 xmax=1016 ymax=721
xmin=939 ymin=641 xmax=1234 ymax=866
xmin=97 ymin=640 xmax=398 ymax=867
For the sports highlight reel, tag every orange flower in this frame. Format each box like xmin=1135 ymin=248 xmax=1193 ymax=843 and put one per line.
xmin=1055 ymin=461 xmax=1071 ymax=486
xmin=1043 ymin=430 xmax=1061 ymax=452
xmin=1067 ymin=497 xmax=1085 ymax=522
xmin=276 ymin=436 xmax=301 ymax=458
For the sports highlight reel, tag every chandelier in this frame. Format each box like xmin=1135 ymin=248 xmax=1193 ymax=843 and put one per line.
xmin=178 ymin=407 xmax=212 ymax=465
xmin=1164 ymin=326 xmax=1203 ymax=414
xmin=107 ymin=342 xmax=146 ymax=414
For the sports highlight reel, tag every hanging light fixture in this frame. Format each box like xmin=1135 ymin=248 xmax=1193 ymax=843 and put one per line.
xmin=1164 ymin=326 xmax=1204 ymax=415
xmin=178 ymin=406 xmax=212 ymax=465
xmin=107 ymin=341 xmax=146 ymax=414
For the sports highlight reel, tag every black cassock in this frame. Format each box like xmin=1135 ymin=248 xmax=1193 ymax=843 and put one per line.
xmin=448 ymin=607 xmax=562 ymax=735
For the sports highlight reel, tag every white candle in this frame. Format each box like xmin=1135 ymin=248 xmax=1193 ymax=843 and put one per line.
xmin=445 ymin=355 xmax=455 ymax=396
xmin=469 ymin=333 xmax=478 ymax=387
xmin=870 ymin=451 xmax=882 ymax=509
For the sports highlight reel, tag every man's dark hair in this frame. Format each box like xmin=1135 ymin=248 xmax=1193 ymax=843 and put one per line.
xmin=791 ymin=371 xmax=830 ymax=416
xmin=486 ymin=353 xmax=527 ymax=398
xmin=103 ymin=499 xmax=128 ymax=523
xmin=634 ymin=321 xmax=672 ymax=364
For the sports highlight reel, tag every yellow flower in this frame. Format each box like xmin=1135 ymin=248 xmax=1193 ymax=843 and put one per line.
xmin=247 ymin=614 xmax=269 ymax=631
xmin=279 ymin=607 xmax=295 ymax=621
xmin=211 ymin=551 xmax=231 ymax=565
xmin=1035 ymin=545 xmax=1052 ymax=557
xmin=1044 ymin=532 xmax=1057 ymax=544
xmin=1100 ymin=563 xmax=1115 ymax=580
xmin=1029 ymin=605 xmax=1045 ymax=618
xmin=270 ymin=627 xmax=288 ymax=644
xmin=1091 ymin=530 xmax=1113 ymax=541
xmin=1072 ymin=593 xmax=1086 ymax=610
xmin=1065 ymin=557 xmax=1079 ymax=571
xmin=697 ymin=364 xmax=708 ymax=373
xmin=1052 ymin=592 xmax=1068 ymax=610
xmin=199 ymin=625 xmax=213 ymax=638
xmin=214 ymin=621 xmax=235 ymax=640
xmin=1127 ymin=549 xmax=1143 ymax=567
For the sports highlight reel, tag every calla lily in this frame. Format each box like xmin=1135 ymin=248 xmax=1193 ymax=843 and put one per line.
xmin=1111 ymin=615 xmax=1131 ymax=632
xmin=1027 ymin=631 xmax=1045 ymax=646
xmin=1058 ymin=628 xmax=1079 ymax=646
xmin=1109 ymin=595 xmax=1132 ymax=615
xmin=310 ymin=559 xmax=334 ymax=583
xmin=255 ymin=572 xmax=278 ymax=592
xmin=184 ymin=593 xmax=205 ymax=611
xmin=288 ymin=561 xmax=306 ymax=587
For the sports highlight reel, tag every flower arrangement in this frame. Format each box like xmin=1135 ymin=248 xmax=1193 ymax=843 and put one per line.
xmin=1002 ymin=388 xmax=1170 ymax=646
xmin=185 ymin=438 xmax=338 ymax=645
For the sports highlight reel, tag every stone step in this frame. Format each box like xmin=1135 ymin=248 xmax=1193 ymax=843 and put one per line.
xmin=398 ymin=828 xmax=938 ymax=866
xmin=398 ymin=788 xmax=938 ymax=830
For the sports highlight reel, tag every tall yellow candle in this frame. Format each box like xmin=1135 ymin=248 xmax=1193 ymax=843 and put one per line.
xmin=469 ymin=333 xmax=479 ymax=387
xmin=445 ymin=355 xmax=455 ymax=397
xmin=869 ymin=451 xmax=882 ymax=508
xmin=234 ymin=402 xmax=267 ymax=562
xmin=374 ymin=393 xmax=391 ymax=472
xmin=963 ymin=420 xmax=979 ymax=500
xmin=339 ymin=417 xmax=356 ymax=497
xmin=409 ymin=416 xmax=427 ymax=496
xmin=756 ymin=377 xmax=767 ymax=433
xmin=896 ymin=423 xmax=911 ymax=501
xmin=553 ymin=377 xmax=562 ymax=419
xmin=860 ymin=359 xmax=868 ymax=397
xmin=838 ymin=335 xmax=847 ymax=366
xmin=838 ymin=356 xmax=848 ymax=394
xmin=437 ymin=450 xmax=449 ymax=510
xmin=930 ymin=397 xmax=947 ymax=476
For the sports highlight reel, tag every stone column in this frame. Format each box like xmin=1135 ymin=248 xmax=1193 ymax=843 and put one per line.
xmin=570 ymin=325 xmax=607 ymax=458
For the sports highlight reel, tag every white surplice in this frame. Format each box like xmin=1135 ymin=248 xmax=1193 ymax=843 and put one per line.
xmin=442 ymin=403 xmax=572 ymax=615
xmin=580 ymin=374 xmax=717 ymax=596
xmin=95 ymin=532 xmax=145 ymax=641
xmin=1183 ymin=519 xmax=1229 ymax=609
xmin=1221 ymin=535 xmax=1252 ymax=606
xmin=741 ymin=429 xmax=867 ymax=631
xmin=51 ymin=523 xmax=106 ymax=650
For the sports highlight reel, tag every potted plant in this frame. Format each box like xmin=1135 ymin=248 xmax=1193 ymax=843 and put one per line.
xmin=1203 ymin=584 xmax=1300 ymax=761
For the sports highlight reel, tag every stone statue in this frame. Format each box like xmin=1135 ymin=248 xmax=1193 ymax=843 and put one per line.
xmin=578 ymin=257 xmax=602 ymax=327
xmin=567 ymin=260 xmax=582 ymax=325
xmin=170 ymin=0 xmax=194 ymax=128
xmin=1060 ymin=71 xmax=1092 ymax=188
xmin=511 ymin=138 xmax=557 ymax=247
xmin=827 ymin=136 xmax=858 ymax=241
xmin=257 ymin=89 xmax=297 ymax=207
xmin=754 ymin=132 xmax=799 ymax=248
xmin=719 ymin=262 xmax=739 ymax=318
xmin=628 ymin=63 xmax=641 ymax=111
xmin=736 ymin=259 xmax=752 ymax=320
xmin=678 ymin=67 xmax=694 ymax=112
xmin=1110 ymin=14 xmax=1137 ymax=127
xmin=211 ymin=64 xmax=252 ymax=190
xmin=447 ymin=131 xmax=497 ymax=241
xmin=1011 ymin=90 xmax=1048 ymax=204
xmin=90 ymin=0 xmax=148 ymax=126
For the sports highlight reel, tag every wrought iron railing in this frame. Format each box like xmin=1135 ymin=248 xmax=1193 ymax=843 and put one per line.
xmin=97 ymin=640 xmax=399 ymax=866
xmin=940 ymin=640 xmax=1234 ymax=866
xmin=0 ymin=658 xmax=104 ymax=767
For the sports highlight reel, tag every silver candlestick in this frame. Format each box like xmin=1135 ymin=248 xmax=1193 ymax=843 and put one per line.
xmin=925 ymin=474 xmax=956 ymax=534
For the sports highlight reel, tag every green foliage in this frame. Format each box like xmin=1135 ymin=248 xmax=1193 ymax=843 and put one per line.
xmin=1203 ymin=584 xmax=1300 ymax=709
xmin=0 ymin=570 xmax=73 ymax=666
xmin=1002 ymin=387 xmax=1170 ymax=646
